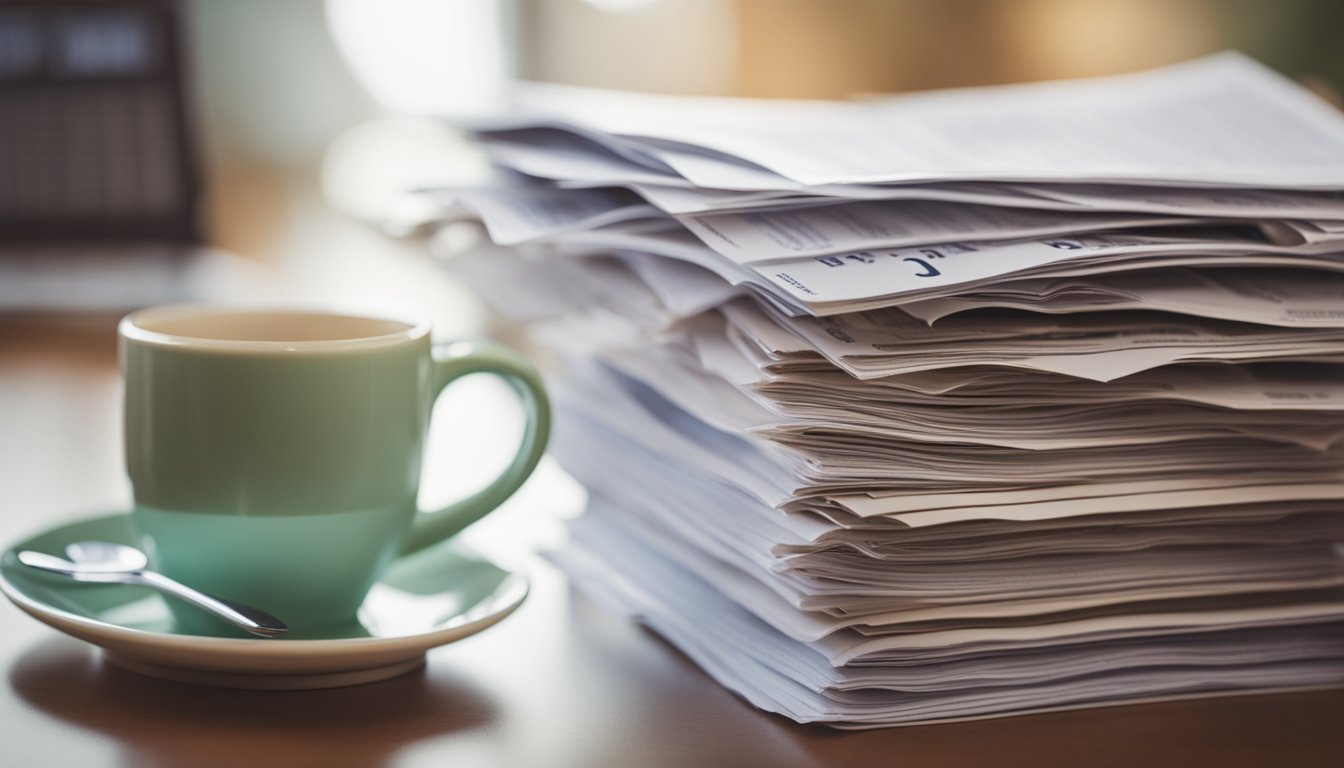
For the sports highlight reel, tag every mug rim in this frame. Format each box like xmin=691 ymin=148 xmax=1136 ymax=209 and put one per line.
xmin=119 ymin=304 xmax=431 ymax=354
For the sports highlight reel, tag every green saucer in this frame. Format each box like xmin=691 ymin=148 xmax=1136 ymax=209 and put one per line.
xmin=0 ymin=513 xmax=527 ymax=689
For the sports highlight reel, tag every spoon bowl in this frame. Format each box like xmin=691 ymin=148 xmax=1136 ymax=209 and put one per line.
xmin=65 ymin=541 xmax=148 ymax=573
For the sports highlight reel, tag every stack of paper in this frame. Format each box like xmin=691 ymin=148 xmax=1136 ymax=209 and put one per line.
xmin=426 ymin=52 xmax=1344 ymax=727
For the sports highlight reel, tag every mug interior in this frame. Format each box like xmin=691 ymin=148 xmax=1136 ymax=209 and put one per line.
xmin=122 ymin=306 xmax=425 ymax=350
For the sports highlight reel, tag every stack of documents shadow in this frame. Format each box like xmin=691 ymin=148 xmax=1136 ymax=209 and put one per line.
xmin=426 ymin=53 xmax=1344 ymax=727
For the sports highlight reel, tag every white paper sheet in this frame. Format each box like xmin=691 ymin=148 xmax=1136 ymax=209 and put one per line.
xmin=480 ymin=52 xmax=1344 ymax=188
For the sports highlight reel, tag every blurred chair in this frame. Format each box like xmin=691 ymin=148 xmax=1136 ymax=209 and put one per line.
xmin=0 ymin=0 xmax=221 ymax=312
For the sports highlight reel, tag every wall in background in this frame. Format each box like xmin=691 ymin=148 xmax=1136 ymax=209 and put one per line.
xmin=186 ymin=0 xmax=375 ymax=171
xmin=518 ymin=0 xmax=1344 ymax=100
xmin=518 ymin=0 xmax=737 ymax=96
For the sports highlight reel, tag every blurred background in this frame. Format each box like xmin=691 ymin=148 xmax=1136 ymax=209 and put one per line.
xmin=2 ymin=0 xmax=1342 ymax=320
xmin=0 ymin=5 xmax=1340 ymax=759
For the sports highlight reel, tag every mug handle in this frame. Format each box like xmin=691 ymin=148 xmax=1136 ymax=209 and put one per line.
xmin=401 ymin=339 xmax=551 ymax=554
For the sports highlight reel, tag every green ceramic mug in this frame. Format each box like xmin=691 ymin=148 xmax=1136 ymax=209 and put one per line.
xmin=119 ymin=305 xmax=550 ymax=635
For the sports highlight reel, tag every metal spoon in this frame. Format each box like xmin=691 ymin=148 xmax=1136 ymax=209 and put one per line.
xmin=17 ymin=541 xmax=288 ymax=638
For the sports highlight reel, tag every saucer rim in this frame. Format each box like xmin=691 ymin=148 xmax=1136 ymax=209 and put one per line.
xmin=0 ymin=511 xmax=529 ymax=655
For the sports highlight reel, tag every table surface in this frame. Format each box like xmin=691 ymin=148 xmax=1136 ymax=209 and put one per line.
xmin=2 ymin=176 xmax=1342 ymax=767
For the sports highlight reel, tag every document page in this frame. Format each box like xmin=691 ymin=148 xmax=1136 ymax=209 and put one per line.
xmin=491 ymin=52 xmax=1344 ymax=187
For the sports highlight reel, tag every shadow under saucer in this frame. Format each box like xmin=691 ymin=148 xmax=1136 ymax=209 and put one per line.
xmin=8 ymin=637 xmax=501 ymax=767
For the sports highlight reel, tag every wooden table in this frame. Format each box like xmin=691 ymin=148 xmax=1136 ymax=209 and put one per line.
xmin=2 ymin=182 xmax=1341 ymax=767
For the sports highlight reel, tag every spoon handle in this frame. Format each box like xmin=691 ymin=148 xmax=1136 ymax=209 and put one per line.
xmin=134 ymin=571 xmax=289 ymax=638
